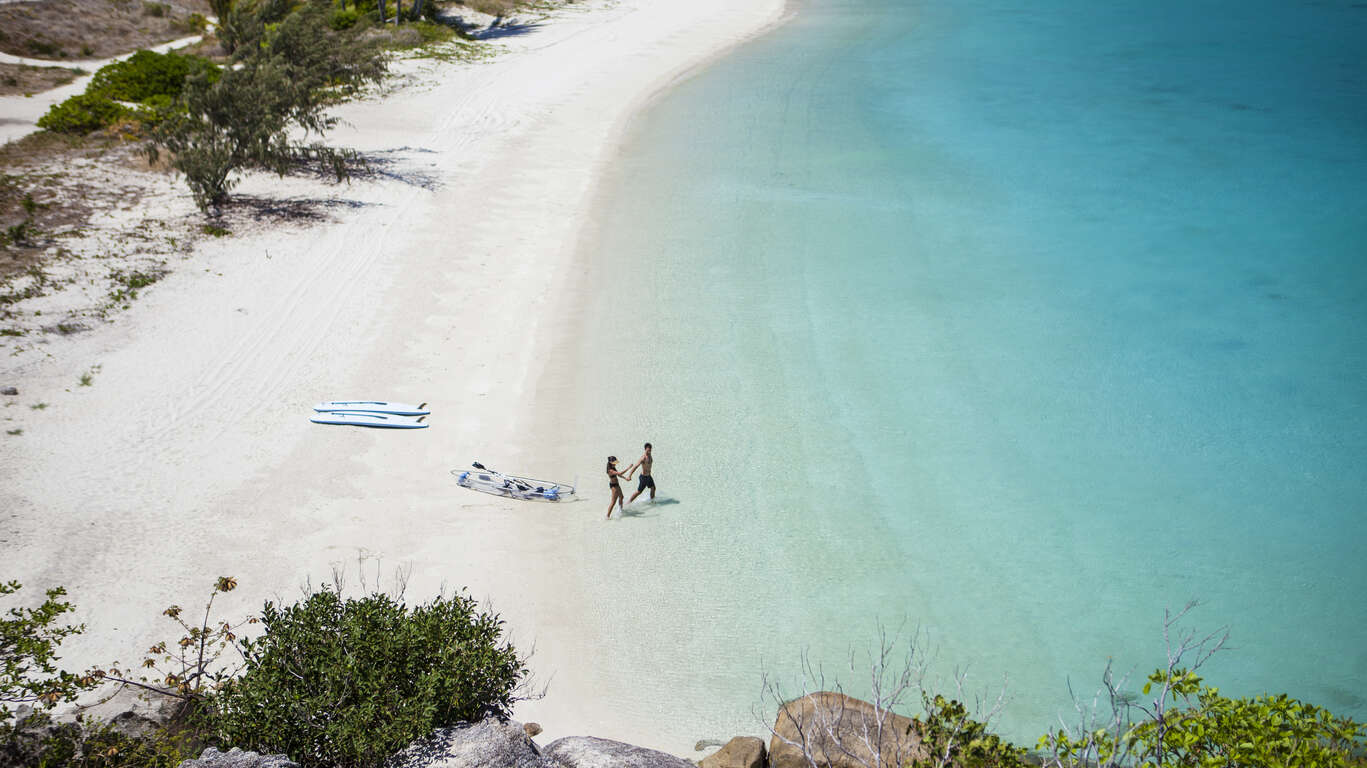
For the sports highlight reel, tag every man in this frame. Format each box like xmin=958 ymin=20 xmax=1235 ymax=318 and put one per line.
xmin=626 ymin=442 xmax=655 ymax=504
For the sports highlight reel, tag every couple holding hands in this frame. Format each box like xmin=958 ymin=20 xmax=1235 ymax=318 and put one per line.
xmin=606 ymin=442 xmax=656 ymax=518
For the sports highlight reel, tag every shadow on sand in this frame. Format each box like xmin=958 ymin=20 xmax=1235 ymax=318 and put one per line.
xmin=614 ymin=497 xmax=679 ymax=519
xmin=473 ymin=20 xmax=544 ymax=40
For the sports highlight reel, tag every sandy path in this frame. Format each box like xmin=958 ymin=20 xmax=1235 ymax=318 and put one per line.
xmin=1 ymin=0 xmax=785 ymax=754
xmin=0 ymin=35 xmax=203 ymax=145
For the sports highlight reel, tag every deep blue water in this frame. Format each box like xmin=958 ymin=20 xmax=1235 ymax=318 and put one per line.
xmin=559 ymin=0 xmax=1367 ymax=747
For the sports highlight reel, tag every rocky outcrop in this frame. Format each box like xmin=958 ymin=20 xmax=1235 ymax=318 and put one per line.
xmin=544 ymin=736 xmax=697 ymax=768
xmin=388 ymin=718 xmax=549 ymax=768
xmin=700 ymin=736 xmax=765 ymax=768
xmin=768 ymin=692 xmax=924 ymax=768
xmin=176 ymin=747 xmax=299 ymax=768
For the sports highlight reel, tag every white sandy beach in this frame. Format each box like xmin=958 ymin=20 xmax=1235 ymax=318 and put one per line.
xmin=1 ymin=0 xmax=786 ymax=754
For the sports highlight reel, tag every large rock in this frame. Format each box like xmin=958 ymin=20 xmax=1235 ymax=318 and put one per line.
xmin=700 ymin=736 xmax=766 ymax=768
xmin=389 ymin=718 xmax=550 ymax=768
xmin=543 ymin=736 xmax=696 ymax=768
xmin=176 ymin=747 xmax=298 ymax=768
xmin=768 ymin=692 xmax=924 ymax=768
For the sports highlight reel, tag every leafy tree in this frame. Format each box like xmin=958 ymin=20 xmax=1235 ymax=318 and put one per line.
xmin=152 ymin=1 xmax=387 ymax=212
xmin=213 ymin=586 xmax=526 ymax=768
xmin=0 ymin=582 xmax=95 ymax=723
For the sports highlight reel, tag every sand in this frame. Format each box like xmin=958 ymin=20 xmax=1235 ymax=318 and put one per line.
xmin=0 ymin=0 xmax=786 ymax=754
xmin=0 ymin=35 xmax=202 ymax=145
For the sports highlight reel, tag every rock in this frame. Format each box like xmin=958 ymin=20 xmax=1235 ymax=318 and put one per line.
xmin=389 ymin=718 xmax=550 ymax=768
xmin=768 ymin=692 xmax=924 ymax=768
xmin=1 ymin=387 xmax=16 ymax=395
xmin=176 ymin=747 xmax=299 ymax=768
xmin=699 ymin=736 xmax=765 ymax=768
xmin=695 ymin=739 xmax=726 ymax=752
xmin=79 ymin=685 xmax=182 ymax=739
xmin=543 ymin=736 xmax=696 ymax=768
xmin=524 ymin=722 xmax=544 ymax=738
xmin=107 ymin=709 xmax=160 ymax=740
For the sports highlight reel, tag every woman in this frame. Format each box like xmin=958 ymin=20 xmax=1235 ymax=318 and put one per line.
xmin=606 ymin=455 xmax=632 ymax=518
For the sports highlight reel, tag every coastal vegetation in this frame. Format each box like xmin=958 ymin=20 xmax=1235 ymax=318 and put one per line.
xmin=151 ymin=0 xmax=389 ymax=212
xmin=1 ymin=577 xmax=529 ymax=768
xmin=3 ymin=579 xmax=1364 ymax=768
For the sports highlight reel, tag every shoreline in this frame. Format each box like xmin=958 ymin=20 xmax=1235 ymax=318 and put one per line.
xmin=1 ymin=0 xmax=787 ymax=756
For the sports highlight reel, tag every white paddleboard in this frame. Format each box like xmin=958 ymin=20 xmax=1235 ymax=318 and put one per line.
xmin=310 ymin=412 xmax=428 ymax=429
xmin=313 ymin=400 xmax=429 ymax=416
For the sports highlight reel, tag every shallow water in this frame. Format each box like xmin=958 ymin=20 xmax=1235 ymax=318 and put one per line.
xmin=552 ymin=0 xmax=1367 ymax=749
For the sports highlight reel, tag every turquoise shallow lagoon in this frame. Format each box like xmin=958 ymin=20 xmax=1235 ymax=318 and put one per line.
xmin=552 ymin=0 xmax=1367 ymax=748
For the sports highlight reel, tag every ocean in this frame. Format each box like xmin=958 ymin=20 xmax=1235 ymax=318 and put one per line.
xmin=548 ymin=0 xmax=1367 ymax=749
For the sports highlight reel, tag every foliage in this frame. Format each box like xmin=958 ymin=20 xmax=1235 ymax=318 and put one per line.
xmin=1040 ymin=671 xmax=1367 ymax=768
xmin=35 ymin=94 xmax=132 ymax=135
xmin=1037 ymin=605 xmax=1367 ymax=768
xmin=913 ymin=694 xmax=1029 ymax=768
xmin=37 ymin=52 xmax=218 ymax=135
xmin=213 ymin=586 xmax=526 ymax=768
xmin=153 ymin=1 xmax=386 ymax=211
xmin=0 ymin=582 xmax=96 ymax=723
xmin=87 ymin=51 xmax=219 ymax=104
xmin=90 ymin=577 xmax=250 ymax=706
xmin=329 ymin=6 xmax=362 ymax=29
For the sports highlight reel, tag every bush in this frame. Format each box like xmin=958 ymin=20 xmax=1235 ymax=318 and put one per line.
xmin=37 ymin=52 xmax=218 ymax=135
xmin=0 ymin=582 xmax=94 ymax=722
xmin=88 ymin=50 xmax=218 ymax=103
xmin=36 ymin=94 xmax=131 ymax=134
xmin=329 ymin=7 xmax=361 ymax=29
xmin=213 ymin=587 xmax=526 ymax=768
xmin=914 ymin=695 xmax=1028 ymax=768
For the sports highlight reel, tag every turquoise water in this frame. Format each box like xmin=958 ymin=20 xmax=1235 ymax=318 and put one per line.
xmin=554 ymin=0 xmax=1367 ymax=748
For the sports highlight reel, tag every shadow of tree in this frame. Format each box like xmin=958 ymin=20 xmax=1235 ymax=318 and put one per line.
xmin=220 ymin=194 xmax=370 ymax=224
xmin=291 ymin=146 xmax=442 ymax=191
xmin=474 ymin=20 xmax=545 ymax=40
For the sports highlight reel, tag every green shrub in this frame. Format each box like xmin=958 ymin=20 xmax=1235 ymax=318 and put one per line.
xmin=88 ymin=51 xmax=218 ymax=103
xmin=329 ymin=7 xmax=361 ymax=29
xmin=214 ymin=587 xmax=526 ymax=768
xmin=913 ymin=694 xmax=1029 ymax=768
xmin=0 ymin=582 xmax=94 ymax=722
xmin=36 ymin=94 xmax=131 ymax=134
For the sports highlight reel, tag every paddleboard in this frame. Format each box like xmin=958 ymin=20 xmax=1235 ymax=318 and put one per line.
xmin=313 ymin=400 xmax=429 ymax=416
xmin=310 ymin=412 xmax=428 ymax=429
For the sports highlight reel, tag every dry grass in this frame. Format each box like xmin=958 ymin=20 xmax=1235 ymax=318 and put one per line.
xmin=0 ymin=0 xmax=211 ymax=61
xmin=0 ymin=62 xmax=83 ymax=96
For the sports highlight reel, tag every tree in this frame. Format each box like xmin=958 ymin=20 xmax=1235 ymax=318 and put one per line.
xmin=0 ymin=581 xmax=96 ymax=723
xmin=152 ymin=1 xmax=387 ymax=212
xmin=213 ymin=585 xmax=527 ymax=768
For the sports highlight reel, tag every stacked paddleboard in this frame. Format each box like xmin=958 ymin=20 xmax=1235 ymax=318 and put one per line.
xmin=311 ymin=401 xmax=429 ymax=429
